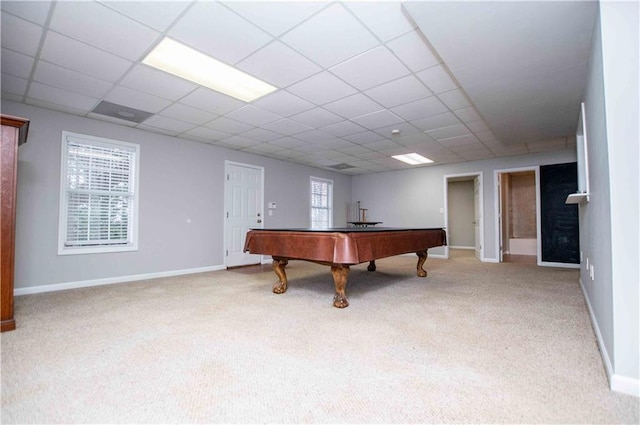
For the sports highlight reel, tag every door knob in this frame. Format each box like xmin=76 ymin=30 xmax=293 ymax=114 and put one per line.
xmin=257 ymin=219 xmax=262 ymax=223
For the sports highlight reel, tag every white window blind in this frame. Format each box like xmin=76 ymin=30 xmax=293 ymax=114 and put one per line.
xmin=59 ymin=132 xmax=139 ymax=255
xmin=310 ymin=177 xmax=333 ymax=229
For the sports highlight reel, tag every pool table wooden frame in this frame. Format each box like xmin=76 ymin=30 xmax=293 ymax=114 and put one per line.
xmin=243 ymin=227 xmax=447 ymax=308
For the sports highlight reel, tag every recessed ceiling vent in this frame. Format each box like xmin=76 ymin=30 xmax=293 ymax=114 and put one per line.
xmin=91 ymin=101 xmax=153 ymax=124
xmin=329 ymin=163 xmax=355 ymax=170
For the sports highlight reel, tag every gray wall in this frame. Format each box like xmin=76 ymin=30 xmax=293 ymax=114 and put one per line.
xmin=352 ymin=149 xmax=576 ymax=260
xmin=581 ymin=2 xmax=639 ymax=388
xmin=3 ymin=101 xmax=351 ymax=289
xmin=447 ymin=180 xmax=474 ymax=247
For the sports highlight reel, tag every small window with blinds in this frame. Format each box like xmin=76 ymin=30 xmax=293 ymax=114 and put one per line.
xmin=310 ymin=177 xmax=333 ymax=229
xmin=58 ymin=131 xmax=140 ymax=255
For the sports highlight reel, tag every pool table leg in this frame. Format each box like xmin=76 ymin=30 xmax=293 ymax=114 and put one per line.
xmin=331 ymin=265 xmax=350 ymax=308
xmin=272 ymin=257 xmax=289 ymax=294
xmin=416 ymin=250 xmax=428 ymax=277
xmin=367 ymin=260 xmax=376 ymax=271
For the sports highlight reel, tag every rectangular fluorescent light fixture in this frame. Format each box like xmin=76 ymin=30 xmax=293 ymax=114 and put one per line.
xmin=143 ymin=37 xmax=277 ymax=102
xmin=392 ymin=153 xmax=434 ymax=165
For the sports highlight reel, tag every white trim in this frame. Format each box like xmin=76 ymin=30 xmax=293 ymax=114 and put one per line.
xmin=443 ymin=172 xmax=484 ymax=261
xmin=449 ymin=246 xmax=475 ymax=250
xmin=14 ymin=265 xmax=225 ymax=296
xmin=483 ymin=257 xmax=499 ymax=263
xmin=611 ymin=375 xmax=640 ymax=398
xmin=539 ymin=261 xmax=580 ymax=269
xmin=579 ymin=277 xmax=640 ymax=397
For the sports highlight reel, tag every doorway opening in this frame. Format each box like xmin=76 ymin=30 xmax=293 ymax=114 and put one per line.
xmin=444 ymin=172 xmax=483 ymax=261
xmin=496 ymin=168 xmax=539 ymax=264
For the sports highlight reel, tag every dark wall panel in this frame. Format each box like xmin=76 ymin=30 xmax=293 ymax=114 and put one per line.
xmin=540 ymin=162 xmax=580 ymax=263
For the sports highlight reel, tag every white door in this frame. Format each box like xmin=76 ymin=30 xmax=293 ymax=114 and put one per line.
xmin=225 ymin=162 xmax=263 ymax=267
xmin=474 ymin=176 xmax=481 ymax=260
xmin=497 ymin=174 xmax=504 ymax=263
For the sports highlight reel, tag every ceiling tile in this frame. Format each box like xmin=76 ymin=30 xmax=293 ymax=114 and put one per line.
xmin=294 ymin=129 xmax=334 ymax=143
xmin=410 ymin=112 xmax=461 ymax=131
xmin=224 ymin=1 xmax=328 ymax=37
xmin=105 ymin=86 xmax=172 ymax=113
xmin=281 ymin=3 xmax=378 ymax=68
xmin=343 ymin=130 xmax=386 ymax=144
xmin=252 ymin=90 xmax=315 ymax=117
xmin=474 ymin=130 xmax=498 ymax=143
xmin=437 ymin=133 xmax=481 ymax=147
xmin=169 ymin=1 xmax=272 ymax=65
xmin=159 ymin=103 xmax=218 ymax=126
xmin=33 ymin=61 xmax=113 ymax=98
xmin=119 ymin=65 xmax=198 ymax=101
xmin=28 ymin=82 xmax=98 ymax=111
xmin=261 ymin=118 xmax=312 ymax=136
xmin=330 ymin=45 xmax=410 ymax=90
xmin=1 ymin=1 xmax=51 ymax=25
xmin=240 ymin=128 xmax=282 ymax=142
xmin=390 ymin=96 xmax=449 ymax=121
xmin=415 ymin=64 xmax=458 ymax=94
xmin=40 ymin=32 xmax=132 ymax=82
xmin=1 ymin=13 xmax=43 ymax=56
xmin=225 ymin=105 xmax=282 ymax=126
xmin=364 ymin=75 xmax=431 ymax=108
xmin=205 ymin=117 xmax=255 ymax=133
xmin=364 ymin=139 xmax=405 ymax=152
xmin=437 ymin=88 xmax=472 ymax=110
xmin=50 ymin=2 xmax=159 ymax=61
xmin=453 ymin=106 xmax=483 ymax=123
xmin=100 ymin=1 xmax=191 ymax=32
xmin=345 ymin=2 xmax=415 ymax=42
xmin=392 ymin=132 xmax=437 ymax=148
xmin=319 ymin=120 xmax=366 ymax=137
xmin=287 ymin=71 xmax=357 ymax=105
xmin=242 ymin=142 xmax=286 ymax=155
xmin=426 ymin=123 xmax=471 ymax=140
xmin=323 ymin=93 xmax=382 ymax=119
xmin=289 ymin=107 xmax=343 ymax=127
xmin=270 ymin=137 xmax=306 ymax=149
xmin=2 ymin=48 xmax=34 ymax=78
xmin=179 ymin=87 xmax=245 ymax=116
xmin=1 ymin=73 xmax=28 ymax=96
xmin=466 ymin=120 xmax=491 ymax=133
xmin=352 ymin=109 xmax=404 ymax=130
xmin=236 ymin=41 xmax=321 ymax=88
xmin=183 ymin=126 xmax=231 ymax=142
xmin=386 ymin=30 xmax=440 ymax=72
xmin=374 ymin=122 xmax=422 ymax=138
xmin=218 ymin=135 xmax=261 ymax=148
xmin=141 ymin=115 xmax=196 ymax=134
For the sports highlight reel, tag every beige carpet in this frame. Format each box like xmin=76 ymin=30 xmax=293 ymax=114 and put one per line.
xmin=1 ymin=250 xmax=638 ymax=424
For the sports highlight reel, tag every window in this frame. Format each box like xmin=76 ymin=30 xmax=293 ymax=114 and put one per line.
xmin=58 ymin=131 xmax=140 ymax=255
xmin=310 ymin=177 xmax=333 ymax=229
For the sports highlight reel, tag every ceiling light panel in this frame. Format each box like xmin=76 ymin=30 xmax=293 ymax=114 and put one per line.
xmin=392 ymin=153 xmax=434 ymax=165
xmin=143 ymin=38 xmax=277 ymax=102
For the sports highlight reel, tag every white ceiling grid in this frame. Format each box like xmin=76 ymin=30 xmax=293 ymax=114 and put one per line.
xmin=0 ymin=0 xmax=579 ymax=174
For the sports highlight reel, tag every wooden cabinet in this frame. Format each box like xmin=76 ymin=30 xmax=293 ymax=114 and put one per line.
xmin=1 ymin=115 xmax=29 ymax=332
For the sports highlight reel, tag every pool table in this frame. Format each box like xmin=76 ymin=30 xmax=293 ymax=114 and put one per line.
xmin=243 ymin=227 xmax=447 ymax=308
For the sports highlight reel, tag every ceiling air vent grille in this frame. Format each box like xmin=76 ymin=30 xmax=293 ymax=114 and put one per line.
xmin=91 ymin=101 xmax=153 ymax=124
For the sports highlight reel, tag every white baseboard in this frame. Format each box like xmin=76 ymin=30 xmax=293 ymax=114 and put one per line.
xmin=14 ymin=265 xmax=226 ymax=296
xmin=611 ymin=374 xmax=640 ymax=397
xmin=580 ymin=278 xmax=639 ymax=397
xmin=483 ymin=257 xmax=499 ymax=263
xmin=449 ymin=246 xmax=475 ymax=250
xmin=539 ymin=261 xmax=580 ymax=269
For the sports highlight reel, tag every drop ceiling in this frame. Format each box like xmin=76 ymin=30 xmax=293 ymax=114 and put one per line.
xmin=1 ymin=1 xmax=595 ymax=175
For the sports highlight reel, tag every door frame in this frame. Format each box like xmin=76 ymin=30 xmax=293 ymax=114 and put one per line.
xmin=443 ymin=172 xmax=484 ymax=261
xmin=494 ymin=166 xmax=540 ymax=264
xmin=223 ymin=160 xmax=264 ymax=268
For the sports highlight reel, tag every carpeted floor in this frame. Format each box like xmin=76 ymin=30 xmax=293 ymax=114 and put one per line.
xmin=1 ymin=250 xmax=638 ymax=423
